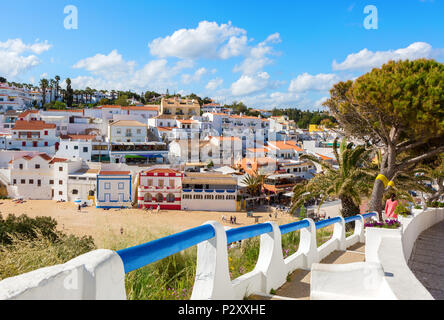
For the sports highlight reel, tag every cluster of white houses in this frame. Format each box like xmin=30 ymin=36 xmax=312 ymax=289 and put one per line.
xmin=0 ymin=92 xmax=344 ymax=211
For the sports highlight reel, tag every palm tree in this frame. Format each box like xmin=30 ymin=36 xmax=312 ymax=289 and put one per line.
xmin=54 ymin=75 xmax=60 ymax=101
xmin=291 ymin=138 xmax=375 ymax=219
xmin=39 ymin=78 xmax=49 ymax=107
xmin=241 ymin=170 xmax=265 ymax=197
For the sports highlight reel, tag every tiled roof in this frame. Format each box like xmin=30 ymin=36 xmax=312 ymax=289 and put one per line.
xmin=46 ymin=109 xmax=83 ymax=113
xmin=13 ymin=120 xmax=56 ymax=130
xmin=48 ymin=157 xmax=68 ymax=164
xmin=268 ymin=141 xmax=304 ymax=152
xmin=144 ymin=168 xmax=180 ymax=175
xmin=122 ymin=105 xmax=158 ymax=111
xmin=18 ymin=110 xmax=39 ymax=118
xmin=60 ymin=134 xmax=96 ymax=140
xmin=316 ymin=153 xmax=334 ymax=161
xmin=109 ymin=120 xmax=147 ymax=127
xmin=99 ymin=171 xmax=131 ymax=175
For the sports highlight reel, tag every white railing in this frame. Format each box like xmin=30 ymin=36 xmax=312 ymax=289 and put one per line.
xmin=0 ymin=213 xmax=374 ymax=300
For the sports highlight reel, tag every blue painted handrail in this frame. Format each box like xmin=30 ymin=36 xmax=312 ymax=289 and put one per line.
xmin=117 ymin=224 xmax=215 ymax=273
xmin=344 ymin=215 xmax=361 ymax=223
xmin=226 ymin=223 xmax=273 ymax=244
xmin=362 ymin=212 xmax=377 ymax=220
xmin=117 ymin=213 xmax=370 ymax=274
xmin=279 ymin=220 xmax=310 ymax=235
xmin=315 ymin=216 xmax=342 ymax=229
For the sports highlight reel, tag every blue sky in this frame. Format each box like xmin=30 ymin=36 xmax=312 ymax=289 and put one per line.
xmin=1 ymin=0 xmax=443 ymax=109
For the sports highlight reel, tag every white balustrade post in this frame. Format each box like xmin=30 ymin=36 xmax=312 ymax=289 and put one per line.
xmin=355 ymin=215 xmax=365 ymax=243
xmin=190 ymin=221 xmax=234 ymax=300
xmin=254 ymin=221 xmax=287 ymax=294
xmin=297 ymin=218 xmax=319 ymax=270
xmin=332 ymin=217 xmax=347 ymax=251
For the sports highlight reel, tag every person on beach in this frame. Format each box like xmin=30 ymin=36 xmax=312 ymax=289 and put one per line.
xmin=385 ymin=193 xmax=399 ymax=219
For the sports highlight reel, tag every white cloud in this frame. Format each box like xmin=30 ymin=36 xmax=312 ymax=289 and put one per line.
xmin=233 ymin=33 xmax=281 ymax=75
xmin=332 ymin=42 xmax=442 ymax=71
xmin=181 ymin=67 xmax=207 ymax=84
xmin=0 ymin=39 xmax=52 ymax=78
xmin=231 ymin=72 xmax=271 ymax=96
xmin=70 ymin=52 xmax=193 ymax=91
xmin=206 ymin=78 xmax=224 ymax=90
xmin=149 ymin=21 xmax=247 ymax=60
xmin=288 ymin=73 xmax=339 ymax=93
xmin=73 ymin=50 xmax=135 ymax=79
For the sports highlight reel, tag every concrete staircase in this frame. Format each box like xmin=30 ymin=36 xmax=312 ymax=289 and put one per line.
xmin=249 ymin=243 xmax=366 ymax=300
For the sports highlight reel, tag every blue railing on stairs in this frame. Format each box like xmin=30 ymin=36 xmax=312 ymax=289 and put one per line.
xmin=116 ymin=212 xmax=377 ymax=274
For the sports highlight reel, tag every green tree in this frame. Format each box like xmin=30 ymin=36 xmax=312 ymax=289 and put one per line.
xmin=65 ymin=78 xmax=74 ymax=108
xmin=241 ymin=170 xmax=265 ymax=197
xmin=323 ymin=59 xmax=444 ymax=219
xmin=39 ymin=78 xmax=49 ymax=107
xmin=291 ymin=138 xmax=375 ymax=219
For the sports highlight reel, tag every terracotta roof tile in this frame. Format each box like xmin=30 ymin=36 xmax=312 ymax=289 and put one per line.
xmin=13 ymin=120 xmax=56 ymax=130
xmin=99 ymin=171 xmax=131 ymax=175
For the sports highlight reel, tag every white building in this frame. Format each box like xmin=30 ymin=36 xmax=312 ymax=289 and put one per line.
xmin=8 ymin=120 xmax=58 ymax=154
xmin=137 ymin=168 xmax=182 ymax=210
xmin=8 ymin=153 xmax=81 ymax=201
xmin=96 ymin=171 xmax=132 ymax=208
xmin=181 ymin=172 xmax=238 ymax=212
xmin=108 ymin=120 xmax=148 ymax=143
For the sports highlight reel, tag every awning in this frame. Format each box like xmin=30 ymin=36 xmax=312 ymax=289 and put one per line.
xmin=124 ymin=155 xmax=146 ymax=159
xmin=140 ymin=154 xmax=163 ymax=158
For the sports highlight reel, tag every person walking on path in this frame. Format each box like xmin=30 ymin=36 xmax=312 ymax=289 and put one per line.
xmin=385 ymin=193 xmax=399 ymax=219
xmin=157 ymin=205 xmax=160 ymax=214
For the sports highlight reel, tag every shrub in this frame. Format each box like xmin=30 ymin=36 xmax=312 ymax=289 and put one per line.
xmin=439 ymin=202 xmax=444 ymax=208
xmin=414 ymin=205 xmax=422 ymax=210
xmin=0 ymin=214 xmax=95 ymax=281
xmin=394 ymin=204 xmax=411 ymax=217
xmin=0 ymin=214 xmax=59 ymax=245
xmin=365 ymin=219 xmax=401 ymax=229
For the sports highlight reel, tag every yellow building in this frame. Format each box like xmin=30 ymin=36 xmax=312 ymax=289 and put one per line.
xmin=159 ymin=97 xmax=200 ymax=119
xmin=309 ymin=124 xmax=324 ymax=132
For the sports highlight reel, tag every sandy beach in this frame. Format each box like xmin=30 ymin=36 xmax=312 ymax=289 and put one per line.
xmin=0 ymin=200 xmax=305 ymax=247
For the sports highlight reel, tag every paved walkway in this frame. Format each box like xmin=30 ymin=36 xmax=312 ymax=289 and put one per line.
xmin=250 ymin=243 xmax=365 ymax=300
xmin=408 ymin=221 xmax=444 ymax=300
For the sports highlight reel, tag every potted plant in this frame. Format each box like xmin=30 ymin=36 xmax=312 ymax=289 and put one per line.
xmin=412 ymin=204 xmax=424 ymax=215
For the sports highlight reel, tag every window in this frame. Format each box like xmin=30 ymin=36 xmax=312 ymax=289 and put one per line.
xmin=13 ymin=179 xmax=16 ymax=185
xmin=216 ymin=195 xmax=225 ymax=200
xmin=147 ymin=179 xmax=153 ymax=186
xmin=158 ymin=179 xmax=164 ymax=188
xmin=156 ymin=193 xmax=164 ymax=202
xmin=59 ymin=167 xmax=63 ymax=171
xmin=118 ymin=182 xmax=124 ymax=190
xmin=182 ymin=194 xmax=192 ymax=200
xmin=137 ymin=129 xmax=141 ymax=134
xmin=144 ymin=193 xmax=152 ymax=202
xmin=33 ymin=141 xmax=37 ymax=147
xmin=37 ymin=180 xmax=41 ymax=187
xmin=72 ymin=189 xmax=78 ymax=195
xmin=169 ymin=180 xmax=175 ymax=188
xmin=44 ymin=142 xmax=48 ymax=146
xmin=49 ymin=180 xmax=54 ymax=185
xmin=193 ymin=194 xmax=203 ymax=200
xmin=19 ymin=164 xmax=23 ymax=170
xmin=59 ymin=180 xmax=63 ymax=185
xmin=29 ymin=179 xmax=33 ymax=184
xmin=204 ymin=195 xmax=213 ymax=200
xmin=22 ymin=141 xmax=26 ymax=147
xmin=59 ymin=191 xmax=63 ymax=195
xmin=104 ymin=182 xmax=111 ymax=189
xmin=166 ymin=193 xmax=175 ymax=202
xmin=226 ymin=195 xmax=236 ymax=200
xmin=83 ymin=147 xmax=88 ymax=152
xmin=21 ymin=179 xmax=25 ymax=184
xmin=74 ymin=146 xmax=78 ymax=150
xmin=44 ymin=131 xmax=48 ymax=136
